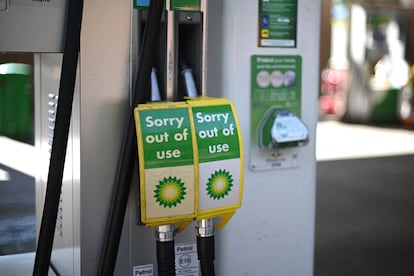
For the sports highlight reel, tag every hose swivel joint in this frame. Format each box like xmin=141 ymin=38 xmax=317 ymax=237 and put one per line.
xmin=196 ymin=218 xmax=215 ymax=238
xmin=156 ymin=225 xmax=176 ymax=242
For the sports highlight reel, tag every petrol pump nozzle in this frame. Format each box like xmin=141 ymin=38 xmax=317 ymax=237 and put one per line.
xmin=151 ymin=68 xmax=162 ymax=102
xmin=180 ymin=56 xmax=216 ymax=275
xmin=151 ymin=69 xmax=176 ymax=275
xmin=180 ymin=55 xmax=198 ymax=98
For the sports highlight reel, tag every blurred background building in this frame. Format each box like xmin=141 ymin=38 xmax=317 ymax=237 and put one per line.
xmin=319 ymin=0 xmax=414 ymax=126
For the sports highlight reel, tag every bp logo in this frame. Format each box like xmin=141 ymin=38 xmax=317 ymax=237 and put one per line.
xmin=206 ymin=169 xmax=233 ymax=200
xmin=154 ymin=176 xmax=187 ymax=208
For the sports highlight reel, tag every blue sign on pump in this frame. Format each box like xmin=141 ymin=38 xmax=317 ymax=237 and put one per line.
xmin=136 ymin=0 xmax=150 ymax=7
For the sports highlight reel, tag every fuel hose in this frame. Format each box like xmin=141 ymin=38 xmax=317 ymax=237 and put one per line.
xmin=98 ymin=0 xmax=164 ymax=275
xmin=156 ymin=225 xmax=176 ymax=276
xmin=33 ymin=0 xmax=83 ymax=275
xmin=196 ymin=219 xmax=216 ymax=276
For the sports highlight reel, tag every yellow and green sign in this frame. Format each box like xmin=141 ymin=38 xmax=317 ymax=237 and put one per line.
xmin=188 ymin=98 xmax=244 ymax=230
xmin=134 ymin=98 xmax=244 ymax=230
xmin=135 ymin=102 xmax=197 ymax=228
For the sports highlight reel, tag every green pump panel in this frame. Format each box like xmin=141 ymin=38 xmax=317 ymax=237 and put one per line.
xmin=135 ymin=0 xmax=200 ymax=10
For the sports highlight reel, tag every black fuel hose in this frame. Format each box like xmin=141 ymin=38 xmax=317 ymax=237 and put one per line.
xmin=196 ymin=219 xmax=216 ymax=276
xmin=156 ymin=240 xmax=175 ymax=276
xmin=155 ymin=225 xmax=176 ymax=276
xmin=197 ymin=236 xmax=216 ymax=276
xmin=33 ymin=0 xmax=83 ymax=275
xmin=98 ymin=1 xmax=164 ymax=275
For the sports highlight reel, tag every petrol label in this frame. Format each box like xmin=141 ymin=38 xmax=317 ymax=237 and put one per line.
xmin=133 ymin=264 xmax=153 ymax=276
xmin=175 ymin=242 xmax=199 ymax=275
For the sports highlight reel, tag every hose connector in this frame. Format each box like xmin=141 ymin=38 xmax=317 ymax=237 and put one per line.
xmin=196 ymin=219 xmax=216 ymax=276
xmin=196 ymin=218 xmax=214 ymax=238
xmin=156 ymin=225 xmax=176 ymax=242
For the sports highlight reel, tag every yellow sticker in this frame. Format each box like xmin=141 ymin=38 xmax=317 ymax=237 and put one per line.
xmin=134 ymin=102 xmax=198 ymax=229
xmin=261 ymin=29 xmax=269 ymax=38
xmin=187 ymin=97 xmax=244 ymax=230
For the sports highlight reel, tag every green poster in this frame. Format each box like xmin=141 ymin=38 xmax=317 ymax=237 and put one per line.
xmin=171 ymin=0 xmax=201 ymax=10
xmin=258 ymin=0 xmax=298 ymax=48
xmin=250 ymin=55 xmax=302 ymax=171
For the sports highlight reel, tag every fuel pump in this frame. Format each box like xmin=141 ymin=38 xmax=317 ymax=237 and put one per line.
xmin=133 ymin=2 xmax=244 ymax=276
xmin=17 ymin=1 xmax=319 ymax=275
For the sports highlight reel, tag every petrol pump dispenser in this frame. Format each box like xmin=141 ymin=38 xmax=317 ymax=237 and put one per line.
xmin=132 ymin=2 xmax=244 ymax=275
xmin=94 ymin=1 xmax=317 ymax=275
xmin=3 ymin=0 xmax=320 ymax=275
